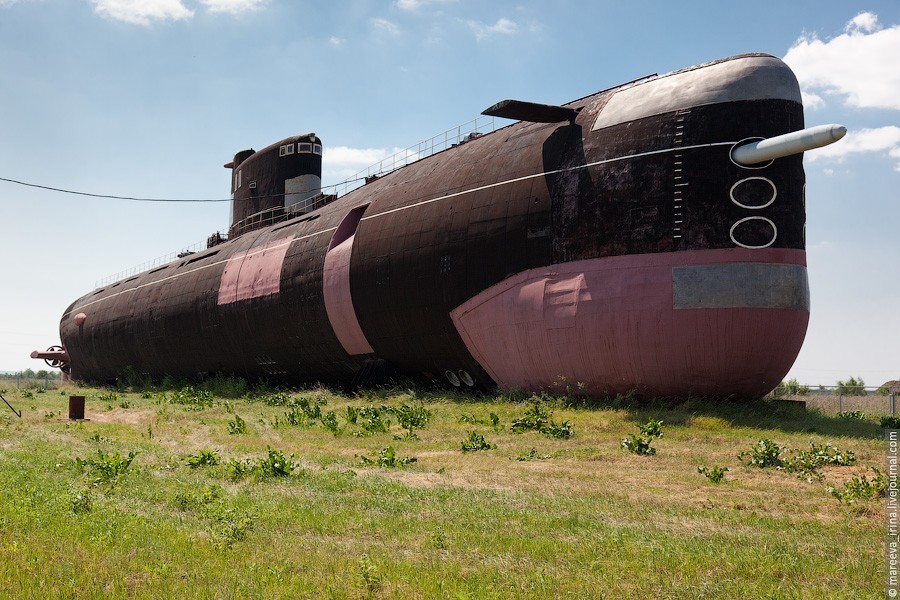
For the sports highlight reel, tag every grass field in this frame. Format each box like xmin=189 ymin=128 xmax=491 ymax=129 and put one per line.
xmin=0 ymin=381 xmax=888 ymax=598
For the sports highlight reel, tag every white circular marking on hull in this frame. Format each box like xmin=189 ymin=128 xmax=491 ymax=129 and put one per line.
xmin=729 ymin=216 xmax=778 ymax=249
xmin=729 ymin=176 xmax=777 ymax=209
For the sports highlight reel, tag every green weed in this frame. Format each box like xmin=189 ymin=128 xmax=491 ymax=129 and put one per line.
xmin=881 ymin=415 xmax=900 ymax=428
xmin=784 ymin=441 xmax=856 ymax=480
xmin=385 ymin=403 xmax=431 ymax=438
xmin=253 ymin=391 xmax=293 ymax=407
xmin=638 ymin=419 xmax=664 ymax=439
xmin=258 ymin=448 xmax=297 ymax=477
xmin=511 ymin=403 xmax=550 ymax=433
xmin=359 ymin=446 xmax=417 ymax=468
xmin=69 ymin=490 xmax=93 ymax=514
xmin=461 ymin=431 xmax=494 ymax=452
xmin=169 ymin=386 xmax=215 ymax=410
xmin=173 ymin=485 xmax=255 ymax=549
xmin=828 ymin=468 xmax=887 ymax=504
xmin=187 ymin=449 xmax=221 ymax=468
xmin=542 ymin=420 xmax=574 ymax=439
xmin=274 ymin=406 xmax=311 ymax=428
xmin=354 ymin=406 xmax=390 ymax=436
xmin=837 ymin=411 xmax=866 ymax=421
xmin=622 ymin=419 xmax=664 ymax=455
xmin=738 ymin=438 xmax=784 ymax=468
xmin=358 ymin=553 xmax=382 ymax=596
xmin=225 ymin=458 xmax=254 ymax=482
xmin=203 ymin=374 xmax=249 ymax=399
xmin=76 ymin=449 xmax=138 ymax=485
xmin=697 ymin=465 xmax=729 ymax=484
xmin=622 ymin=434 xmax=656 ymax=456
xmin=511 ymin=403 xmax=574 ymax=438
xmin=515 ymin=448 xmax=552 ymax=462
xmin=321 ymin=411 xmax=340 ymax=435
xmin=98 ymin=391 xmax=118 ymax=404
xmin=227 ymin=414 xmax=246 ymax=435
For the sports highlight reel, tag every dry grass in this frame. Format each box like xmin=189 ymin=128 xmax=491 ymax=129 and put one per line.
xmin=0 ymin=383 xmax=888 ymax=598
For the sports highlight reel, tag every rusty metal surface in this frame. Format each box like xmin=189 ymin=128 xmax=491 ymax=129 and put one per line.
xmin=55 ymin=53 xmax=814 ymax=398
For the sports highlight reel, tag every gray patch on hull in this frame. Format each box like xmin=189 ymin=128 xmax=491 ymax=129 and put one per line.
xmin=672 ymin=262 xmax=809 ymax=310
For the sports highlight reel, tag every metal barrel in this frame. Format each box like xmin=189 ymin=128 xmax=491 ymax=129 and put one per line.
xmin=731 ymin=124 xmax=847 ymax=166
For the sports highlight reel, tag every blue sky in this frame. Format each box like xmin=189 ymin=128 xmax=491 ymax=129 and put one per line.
xmin=0 ymin=0 xmax=897 ymax=388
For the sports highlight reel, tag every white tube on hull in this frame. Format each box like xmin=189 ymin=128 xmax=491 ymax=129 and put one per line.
xmin=732 ymin=124 xmax=847 ymax=166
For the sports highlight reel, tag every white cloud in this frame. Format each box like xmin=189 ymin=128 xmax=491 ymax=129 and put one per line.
xmin=846 ymin=11 xmax=878 ymax=33
xmin=805 ymin=126 xmax=900 ymax=170
xmin=465 ymin=17 xmax=517 ymax=40
xmin=783 ymin=12 xmax=900 ymax=110
xmin=371 ymin=17 xmax=400 ymax=35
xmin=91 ymin=0 xmax=194 ymax=25
xmin=199 ymin=0 xmax=267 ymax=14
xmin=0 ymin=0 xmax=19 ymax=8
xmin=324 ymin=146 xmax=420 ymax=182
xmin=329 ymin=36 xmax=344 ymax=46
xmin=394 ymin=0 xmax=456 ymax=11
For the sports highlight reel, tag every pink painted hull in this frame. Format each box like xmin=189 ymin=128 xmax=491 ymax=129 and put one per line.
xmin=450 ymin=249 xmax=808 ymax=399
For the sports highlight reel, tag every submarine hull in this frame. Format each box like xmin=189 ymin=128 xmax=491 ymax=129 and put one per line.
xmin=58 ymin=53 xmax=812 ymax=398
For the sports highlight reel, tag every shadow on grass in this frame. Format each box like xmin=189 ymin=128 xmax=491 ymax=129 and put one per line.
xmin=559 ymin=394 xmax=886 ymax=440
xmin=366 ymin=383 xmax=888 ymax=440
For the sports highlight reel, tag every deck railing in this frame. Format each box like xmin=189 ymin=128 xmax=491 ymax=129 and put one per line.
xmin=95 ymin=114 xmax=504 ymax=288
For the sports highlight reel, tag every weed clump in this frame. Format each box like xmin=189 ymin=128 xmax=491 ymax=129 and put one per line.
xmin=227 ymin=414 xmax=247 ymax=435
xmin=738 ymin=438 xmax=783 ymax=468
xmin=172 ymin=484 xmax=256 ymax=549
xmin=784 ymin=441 xmax=856 ymax=480
xmin=622 ymin=434 xmax=656 ymax=456
xmin=881 ymin=415 xmax=900 ymax=429
xmin=461 ymin=431 xmax=494 ymax=452
xmin=169 ymin=386 xmax=215 ymax=410
xmin=187 ymin=449 xmax=221 ymax=468
xmin=222 ymin=449 xmax=299 ymax=480
xmin=515 ymin=448 xmax=552 ymax=462
xmin=511 ymin=403 xmax=574 ymax=439
xmin=358 ymin=553 xmax=382 ymax=596
xmin=837 ymin=410 xmax=866 ymax=421
xmin=359 ymin=446 xmax=417 ymax=468
xmin=828 ymin=468 xmax=886 ymax=504
xmin=460 ymin=412 xmax=501 ymax=430
xmin=76 ymin=449 xmax=138 ymax=486
xmin=738 ymin=439 xmax=856 ymax=481
xmin=225 ymin=458 xmax=255 ymax=482
xmin=622 ymin=419 xmax=663 ymax=456
xmin=321 ymin=411 xmax=340 ymax=435
xmin=352 ymin=406 xmax=390 ymax=436
xmin=511 ymin=403 xmax=550 ymax=433
xmin=258 ymin=448 xmax=297 ymax=477
xmin=697 ymin=465 xmax=729 ymax=484
xmin=384 ymin=404 xmax=431 ymax=439
xmin=69 ymin=490 xmax=93 ymax=514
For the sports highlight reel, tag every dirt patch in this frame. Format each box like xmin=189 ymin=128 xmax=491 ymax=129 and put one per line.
xmin=87 ymin=408 xmax=154 ymax=426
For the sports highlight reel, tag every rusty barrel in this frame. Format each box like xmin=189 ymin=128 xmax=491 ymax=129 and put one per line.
xmin=69 ymin=396 xmax=85 ymax=420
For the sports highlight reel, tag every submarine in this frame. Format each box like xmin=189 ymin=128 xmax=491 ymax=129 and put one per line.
xmin=34 ymin=53 xmax=847 ymax=399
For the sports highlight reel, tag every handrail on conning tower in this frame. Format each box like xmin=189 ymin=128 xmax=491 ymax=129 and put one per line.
xmin=95 ymin=113 xmax=505 ymax=288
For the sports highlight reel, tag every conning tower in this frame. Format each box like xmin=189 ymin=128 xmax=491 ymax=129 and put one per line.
xmin=225 ymin=133 xmax=323 ymax=238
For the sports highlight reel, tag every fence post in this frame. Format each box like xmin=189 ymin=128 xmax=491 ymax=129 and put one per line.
xmin=838 ymin=392 xmax=843 ymax=414
xmin=892 ymin=392 xmax=897 ymax=417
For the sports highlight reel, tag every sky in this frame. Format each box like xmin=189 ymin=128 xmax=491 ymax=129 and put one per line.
xmin=0 ymin=0 xmax=897 ymax=388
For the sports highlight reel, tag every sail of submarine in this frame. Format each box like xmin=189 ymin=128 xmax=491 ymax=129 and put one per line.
xmin=35 ymin=53 xmax=847 ymax=399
